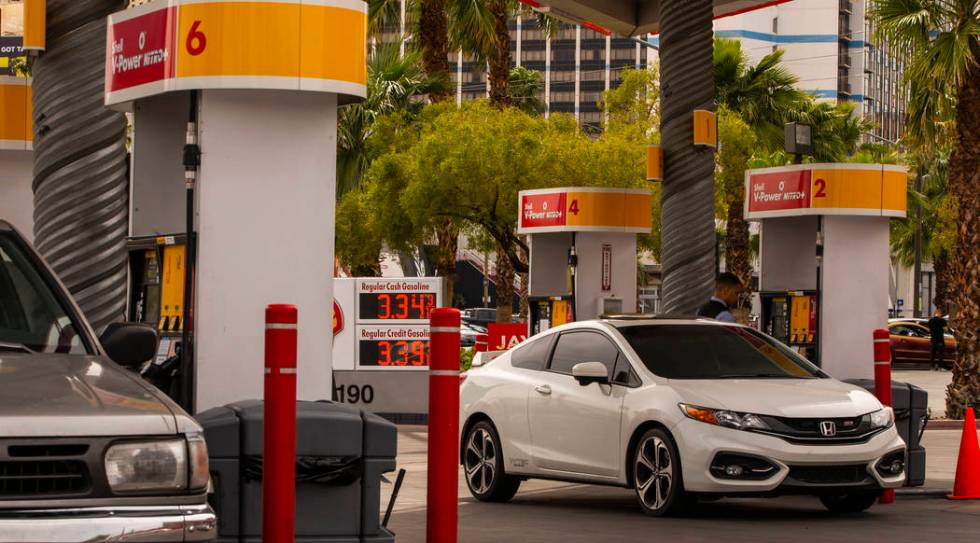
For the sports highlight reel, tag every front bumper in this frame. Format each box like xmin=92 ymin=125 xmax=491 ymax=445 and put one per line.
xmin=671 ymin=418 xmax=907 ymax=494
xmin=0 ymin=503 xmax=216 ymax=542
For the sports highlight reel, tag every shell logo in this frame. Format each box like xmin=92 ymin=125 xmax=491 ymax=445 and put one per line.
xmin=333 ymin=300 xmax=344 ymax=337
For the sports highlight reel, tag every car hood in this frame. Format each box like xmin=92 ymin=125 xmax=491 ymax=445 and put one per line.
xmin=667 ymin=378 xmax=882 ymax=418
xmin=0 ymin=353 xmax=178 ymax=436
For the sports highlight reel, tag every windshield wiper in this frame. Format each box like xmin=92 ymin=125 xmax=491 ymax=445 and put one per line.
xmin=0 ymin=341 xmax=34 ymax=354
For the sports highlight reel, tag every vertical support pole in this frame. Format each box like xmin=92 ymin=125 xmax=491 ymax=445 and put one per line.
xmin=658 ymin=0 xmax=717 ymax=315
xmin=516 ymin=15 xmax=522 ymax=67
xmin=264 ymin=304 xmax=298 ymax=543
xmin=574 ymin=24 xmax=581 ymax=121
xmin=873 ymin=328 xmax=895 ymax=504
xmin=544 ymin=33 xmax=551 ymax=119
xmin=457 ymin=50 xmax=463 ymax=107
xmin=427 ymin=308 xmax=461 ymax=543
xmin=475 ymin=334 xmax=488 ymax=353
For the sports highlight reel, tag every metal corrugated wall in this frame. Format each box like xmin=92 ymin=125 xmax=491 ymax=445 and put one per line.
xmin=32 ymin=1 xmax=130 ymax=332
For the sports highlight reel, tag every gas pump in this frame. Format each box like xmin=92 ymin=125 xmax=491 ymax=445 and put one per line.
xmin=746 ymin=163 xmax=907 ymax=379
xmin=759 ymin=291 xmax=817 ymax=360
xmin=520 ymin=187 xmax=652 ymax=332
xmin=127 ymin=235 xmax=187 ymax=399
xmin=528 ymin=296 xmax=574 ymax=335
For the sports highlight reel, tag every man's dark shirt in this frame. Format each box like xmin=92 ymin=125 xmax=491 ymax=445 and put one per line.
xmin=927 ymin=316 xmax=947 ymax=344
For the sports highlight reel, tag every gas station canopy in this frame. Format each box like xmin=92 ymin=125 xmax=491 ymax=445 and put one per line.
xmin=531 ymin=0 xmax=789 ymax=37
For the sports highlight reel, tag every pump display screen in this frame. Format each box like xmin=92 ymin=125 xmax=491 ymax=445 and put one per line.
xmin=358 ymin=339 xmax=430 ymax=367
xmin=358 ymin=292 xmax=436 ymax=321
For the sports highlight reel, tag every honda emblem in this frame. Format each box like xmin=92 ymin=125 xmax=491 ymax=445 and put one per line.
xmin=819 ymin=421 xmax=837 ymax=437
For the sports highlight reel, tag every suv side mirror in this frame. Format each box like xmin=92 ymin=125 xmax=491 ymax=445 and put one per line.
xmin=571 ymin=362 xmax=610 ymax=386
xmin=100 ymin=323 xmax=158 ymax=367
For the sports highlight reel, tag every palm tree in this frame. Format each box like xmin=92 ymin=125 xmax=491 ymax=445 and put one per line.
xmin=871 ymin=0 xmax=980 ymax=418
xmin=713 ymin=39 xmax=804 ymax=311
xmin=337 ymin=43 xmax=449 ymax=196
xmin=714 ymin=38 xmax=805 ymax=148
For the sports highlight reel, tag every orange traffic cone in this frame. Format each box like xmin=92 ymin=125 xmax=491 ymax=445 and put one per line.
xmin=948 ymin=407 xmax=980 ymax=500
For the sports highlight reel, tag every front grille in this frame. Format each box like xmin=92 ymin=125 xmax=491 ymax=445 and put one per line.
xmin=787 ymin=464 xmax=871 ymax=485
xmin=755 ymin=414 xmax=883 ymax=445
xmin=0 ymin=460 xmax=91 ymax=498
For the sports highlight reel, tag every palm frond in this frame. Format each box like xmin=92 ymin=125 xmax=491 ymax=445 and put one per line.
xmin=447 ymin=0 xmax=499 ymax=61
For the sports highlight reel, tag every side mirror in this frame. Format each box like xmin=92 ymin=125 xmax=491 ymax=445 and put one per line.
xmin=571 ymin=362 xmax=610 ymax=386
xmin=100 ymin=323 xmax=158 ymax=368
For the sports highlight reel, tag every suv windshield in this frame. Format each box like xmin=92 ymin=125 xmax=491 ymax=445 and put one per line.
xmin=0 ymin=233 xmax=88 ymax=354
xmin=619 ymin=324 xmax=825 ymax=380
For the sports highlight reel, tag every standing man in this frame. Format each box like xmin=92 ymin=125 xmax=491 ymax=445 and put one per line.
xmin=696 ymin=273 xmax=743 ymax=323
xmin=927 ymin=309 xmax=948 ymax=371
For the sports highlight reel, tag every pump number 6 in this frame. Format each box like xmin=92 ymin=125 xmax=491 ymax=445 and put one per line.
xmin=186 ymin=20 xmax=207 ymax=56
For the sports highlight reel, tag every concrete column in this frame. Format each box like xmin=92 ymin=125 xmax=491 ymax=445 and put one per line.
xmin=658 ymin=0 xmax=717 ymax=314
xmin=194 ymin=90 xmax=337 ymax=411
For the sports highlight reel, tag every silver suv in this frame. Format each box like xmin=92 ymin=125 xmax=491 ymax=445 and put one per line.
xmin=0 ymin=221 xmax=215 ymax=541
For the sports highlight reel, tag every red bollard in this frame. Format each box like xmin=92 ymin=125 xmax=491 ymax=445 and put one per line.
xmin=474 ymin=333 xmax=488 ymax=353
xmin=873 ymin=328 xmax=895 ymax=504
xmin=427 ymin=308 xmax=461 ymax=543
xmin=263 ymin=304 xmax=298 ymax=543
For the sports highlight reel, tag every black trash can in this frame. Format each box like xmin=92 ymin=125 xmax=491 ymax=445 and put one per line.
xmin=197 ymin=400 xmax=397 ymax=542
xmin=844 ymin=379 xmax=928 ymax=487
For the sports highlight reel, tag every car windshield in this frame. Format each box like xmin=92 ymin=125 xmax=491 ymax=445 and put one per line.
xmin=0 ymin=233 xmax=88 ymax=354
xmin=619 ymin=324 xmax=825 ymax=380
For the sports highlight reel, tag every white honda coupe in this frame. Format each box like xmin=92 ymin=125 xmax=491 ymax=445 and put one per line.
xmin=459 ymin=318 xmax=906 ymax=516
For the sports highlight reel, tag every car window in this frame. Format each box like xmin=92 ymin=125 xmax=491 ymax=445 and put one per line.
xmin=510 ymin=334 xmax=554 ymax=371
xmin=612 ymin=354 xmax=641 ymax=387
xmin=908 ymin=325 xmax=929 ymax=338
xmin=549 ymin=331 xmax=619 ymax=377
xmin=891 ymin=325 xmax=915 ymax=337
xmin=619 ymin=324 xmax=825 ymax=380
xmin=0 ymin=235 xmax=87 ymax=354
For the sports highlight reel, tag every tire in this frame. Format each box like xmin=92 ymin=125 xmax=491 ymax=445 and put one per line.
xmin=632 ymin=428 xmax=692 ymax=517
xmin=819 ymin=492 xmax=879 ymax=513
xmin=463 ymin=421 xmax=521 ymax=502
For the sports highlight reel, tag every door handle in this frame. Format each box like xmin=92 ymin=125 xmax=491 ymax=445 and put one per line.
xmin=534 ymin=384 xmax=552 ymax=395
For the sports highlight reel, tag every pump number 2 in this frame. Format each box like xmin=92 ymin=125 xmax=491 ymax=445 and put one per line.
xmin=186 ymin=20 xmax=207 ymax=56
xmin=813 ymin=178 xmax=827 ymax=198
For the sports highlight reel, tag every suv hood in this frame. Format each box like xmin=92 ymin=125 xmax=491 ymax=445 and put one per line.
xmin=668 ymin=378 xmax=882 ymax=418
xmin=0 ymin=354 xmax=178 ymax=437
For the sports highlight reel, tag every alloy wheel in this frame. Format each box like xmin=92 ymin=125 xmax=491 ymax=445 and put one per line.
xmin=635 ymin=435 xmax=673 ymax=511
xmin=465 ymin=428 xmax=496 ymax=495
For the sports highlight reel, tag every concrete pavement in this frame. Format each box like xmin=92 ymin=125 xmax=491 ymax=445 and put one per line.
xmin=383 ymin=426 xmax=980 ymax=542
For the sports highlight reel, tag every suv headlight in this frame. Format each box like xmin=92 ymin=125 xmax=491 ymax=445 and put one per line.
xmin=105 ymin=435 xmax=210 ymax=493
xmin=679 ymin=404 xmax=771 ymax=431
xmin=869 ymin=407 xmax=894 ymax=429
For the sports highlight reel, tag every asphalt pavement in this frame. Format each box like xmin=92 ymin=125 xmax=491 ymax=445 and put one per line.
xmin=384 ymin=426 xmax=980 ymax=543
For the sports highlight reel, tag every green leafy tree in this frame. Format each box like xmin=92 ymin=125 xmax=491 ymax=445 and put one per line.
xmin=509 ymin=65 xmax=545 ymax=114
xmin=598 ymin=68 xmax=662 ymax=259
xmin=714 ymin=38 xmax=805 ymax=148
xmin=871 ymin=0 xmax=980 ymax=417
xmin=715 ymin=109 xmax=757 ymax=319
xmin=337 ymin=43 xmax=448 ymax=196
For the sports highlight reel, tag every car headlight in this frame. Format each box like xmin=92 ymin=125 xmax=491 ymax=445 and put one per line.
xmin=679 ymin=404 xmax=770 ymax=431
xmin=105 ymin=439 xmax=189 ymax=493
xmin=869 ymin=407 xmax=894 ymax=429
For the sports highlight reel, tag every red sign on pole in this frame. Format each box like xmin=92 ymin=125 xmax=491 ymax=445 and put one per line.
xmin=487 ymin=323 xmax=529 ymax=351
xmin=601 ymin=244 xmax=612 ymax=292
xmin=520 ymin=192 xmax=567 ymax=229
xmin=106 ymin=7 xmax=177 ymax=93
xmin=746 ymin=169 xmax=812 ymax=214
